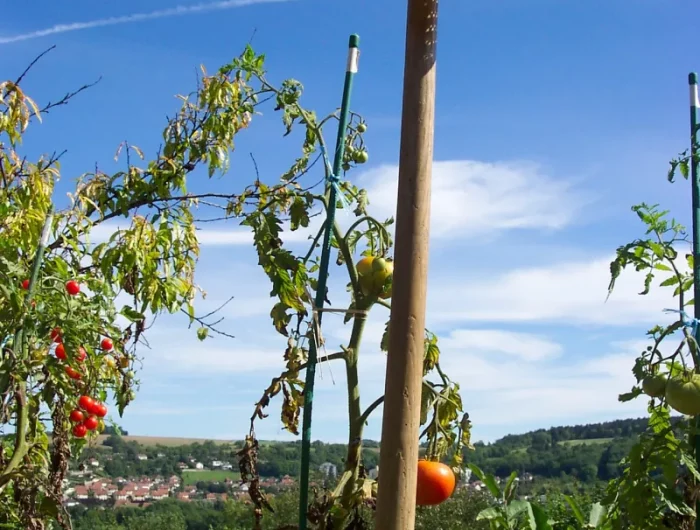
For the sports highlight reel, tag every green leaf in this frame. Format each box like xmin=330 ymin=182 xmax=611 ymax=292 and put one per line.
xmin=120 ymin=306 xmax=145 ymax=322
xmin=476 ymin=507 xmax=501 ymax=521
xmin=507 ymin=500 xmax=530 ymax=519
xmin=480 ymin=472 xmax=502 ymax=499
xmin=289 ymin=196 xmax=310 ymax=231
xmin=588 ymin=503 xmax=608 ymax=527
xmin=38 ymin=495 xmax=60 ymax=519
xmin=564 ymin=494 xmax=585 ymax=525
xmin=503 ymin=471 xmax=518 ymax=502
xmin=618 ymin=387 xmax=642 ymax=402
xmin=527 ymin=503 xmax=553 ymax=530
xmin=196 ymin=327 xmax=209 ymax=341
xmin=680 ymin=159 xmax=690 ymax=178
xmin=270 ymin=302 xmax=292 ymax=336
xmin=380 ymin=320 xmax=390 ymax=352
xmin=659 ymin=275 xmax=680 ymax=287
xmin=419 ymin=382 xmax=435 ymax=426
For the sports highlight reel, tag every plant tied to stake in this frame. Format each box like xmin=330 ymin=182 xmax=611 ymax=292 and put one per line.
xmin=226 ymin=50 xmax=472 ymax=530
xmin=602 ymin=132 xmax=700 ymax=528
xmin=0 ymin=44 xmax=298 ymax=528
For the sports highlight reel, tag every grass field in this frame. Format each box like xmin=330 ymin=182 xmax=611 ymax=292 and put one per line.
xmin=181 ymin=469 xmax=241 ymax=485
xmin=95 ymin=435 xmax=237 ymax=447
xmin=559 ymin=437 xmax=613 ymax=447
xmin=507 ymin=437 xmax=614 ymax=454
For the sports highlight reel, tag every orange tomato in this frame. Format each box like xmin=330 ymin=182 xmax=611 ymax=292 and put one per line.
xmin=416 ymin=460 xmax=456 ymax=506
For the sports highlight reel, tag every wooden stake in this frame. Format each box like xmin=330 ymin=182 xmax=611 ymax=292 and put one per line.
xmin=374 ymin=1 xmax=438 ymax=529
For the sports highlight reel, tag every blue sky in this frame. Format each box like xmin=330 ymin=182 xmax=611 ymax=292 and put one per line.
xmin=2 ymin=0 xmax=700 ymax=444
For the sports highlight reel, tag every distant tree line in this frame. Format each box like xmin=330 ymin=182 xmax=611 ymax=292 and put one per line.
xmin=79 ymin=417 xmax=658 ymax=485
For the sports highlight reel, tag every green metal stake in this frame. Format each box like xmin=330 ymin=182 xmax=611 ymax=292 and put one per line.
xmin=690 ymin=71 xmax=700 ymax=530
xmin=298 ymin=34 xmax=360 ymax=530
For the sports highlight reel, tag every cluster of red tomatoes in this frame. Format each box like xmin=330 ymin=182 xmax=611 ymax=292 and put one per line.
xmin=70 ymin=395 xmax=108 ymax=438
xmin=24 ymin=278 xmax=115 ymax=439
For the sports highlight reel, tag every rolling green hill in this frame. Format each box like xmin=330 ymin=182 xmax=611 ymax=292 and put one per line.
xmin=74 ymin=417 xmax=661 ymax=485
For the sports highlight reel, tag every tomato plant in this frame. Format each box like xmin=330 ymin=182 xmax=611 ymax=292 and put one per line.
xmin=603 ymin=139 xmax=700 ymax=528
xmin=227 ymin=50 xmax=471 ymax=529
xmin=0 ymin=44 xmax=283 ymax=528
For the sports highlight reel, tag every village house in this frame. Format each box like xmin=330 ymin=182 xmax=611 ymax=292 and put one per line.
xmin=137 ymin=454 xmax=148 ymax=461
xmin=279 ymin=475 xmax=295 ymax=487
xmin=73 ymin=486 xmax=89 ymax=500
xmin=114 ymin=490 xmax=129 ymax=501
xmin=151 ymin=488 xmax=170 ymax=500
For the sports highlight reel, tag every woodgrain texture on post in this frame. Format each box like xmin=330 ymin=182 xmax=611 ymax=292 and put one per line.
xmin=374 ymin=1 xmax=438 ymax=529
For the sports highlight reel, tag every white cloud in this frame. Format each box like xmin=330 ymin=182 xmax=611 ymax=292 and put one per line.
xmin=440 ymin=329 xmax=563 ymax=361
xmin=438 ymin=333 xmax=647 ymax=429
xmin=359 ymin=160 xmax=591 ymax=239
xmin=126 ymin=404 xmax=250 ymax=416
xmin=82 ymin=159 xmax=585 ymax=250
xmin=428 ymin=255 xmax=686 ymax=327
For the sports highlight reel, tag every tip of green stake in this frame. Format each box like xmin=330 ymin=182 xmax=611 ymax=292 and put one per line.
xmin=349 ymin=34 xmax=360 ymax=48
xmin=690 ymin=72 xmax=698 ymax=85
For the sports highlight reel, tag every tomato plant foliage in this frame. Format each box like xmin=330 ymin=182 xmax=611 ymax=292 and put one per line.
xmin=603 ymin=135 xmax=700 ymax=529
xmin=0 ymin=45 xmax=310 ymax=529
xmin=222 ymin=54 xmax=473 ymax=530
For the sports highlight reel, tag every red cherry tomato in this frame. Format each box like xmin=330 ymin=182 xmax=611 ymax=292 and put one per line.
xmin=100 ymin=337 xmax=113 ymax=351
xmin=76 ymin=346 xmax=87 ymax=362
xmin=69 ymin=410 xmax=85 ymax=423
xmin=64 ymin=366 xmax=82 ymax=380
xmin=72 ymin=424 xmax=88 ymax=438
xmin=21 ymin=279 xmax=30 ymax=290
xmin=416 ymin=460 xmax=456 ymax=506
xmin=55 ymin=343 xmax=67 ymax=360
xmin=78 ymin=396 xmax=94 ymax=411
xmin=83 ymin=415 xmax=99 ymax=431
xmin=65 ymin=280 xmax=80 ymax=296
xmin=50 ymin=327 xmax=62 ymax=343
xmin=93 ymin=403 xmax=108 ymax=418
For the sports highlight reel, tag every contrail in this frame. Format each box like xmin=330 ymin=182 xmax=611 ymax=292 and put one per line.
xmin=0 ymin=0 xmax=290 ymax=45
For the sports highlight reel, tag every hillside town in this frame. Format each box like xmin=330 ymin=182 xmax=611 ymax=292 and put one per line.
xmin=61 ymin=451 xmax=531 ymax=511
xmin=63 ymin=470 xmax=300 ymax=509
